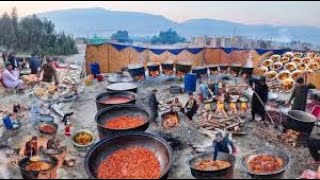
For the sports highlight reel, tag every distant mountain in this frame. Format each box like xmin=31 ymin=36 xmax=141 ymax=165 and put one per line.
xmin=36 ymin=7 xmax=320 ymax=44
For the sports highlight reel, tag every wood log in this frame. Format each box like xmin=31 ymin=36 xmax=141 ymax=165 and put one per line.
xmin=218 ymin=117 xmax=235 ymax=123
xmin=224 ymin=123 xmax=242 ymax=130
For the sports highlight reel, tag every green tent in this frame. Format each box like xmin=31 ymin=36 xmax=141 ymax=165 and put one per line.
xmin=88 ymin=35 xmax=108 ymax=45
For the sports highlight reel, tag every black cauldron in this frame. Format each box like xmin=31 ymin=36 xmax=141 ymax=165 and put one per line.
xmin=19 ymin=156 xmax=58 ymax=179
xmin=189 ymin=152 xmax=236 ymax=179
xmin=85 ymin=132 xmax=174 ymax=179
xmin=95 ymin=104 xmax=150 ymax=139
xmin=95 ymin=91 xmax=137 ymax=111
xmin=241 ymin=149 xmax=290 ymax=179
xmin=287 ymin=110 xmax=317 ymax=134
xmin=192 ymin=67 xmax=208 ymax=78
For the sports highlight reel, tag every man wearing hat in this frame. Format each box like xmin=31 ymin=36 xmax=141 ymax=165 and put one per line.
xmin=37 ymin=57 xmax=59 ymax=85
xmin=250 ymin=76 xmax=269 ymax=122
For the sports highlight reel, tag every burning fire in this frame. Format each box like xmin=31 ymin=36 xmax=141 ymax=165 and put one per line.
xmin=134 ymin=75 xmax=145 ymax=81
xmin=216 ymin=101 xmax=225 ymax=113
xmin=176 ymin=71 xmax=185 ymax=77
xmin=163 ymin=70 xmax=173 ymax=76
xmin=240 ymin=102 xmax=248 ymax=112
xmin=280 ymin=129 xmax=301 ymax=147
xmin=163 ymin=114 xmax=179 ymax=128
xmin=229 ymin=102 xmax=238 ymax=113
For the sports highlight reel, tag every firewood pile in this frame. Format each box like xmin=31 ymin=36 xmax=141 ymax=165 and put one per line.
xmin=198 ymin=116 xmax=246 ymax=134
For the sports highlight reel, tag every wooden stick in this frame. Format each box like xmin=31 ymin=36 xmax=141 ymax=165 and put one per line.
xmin=224 ymin=122 xmax=241 ymax=130
xmin=218 ymin=117 xmax=235 ymax=123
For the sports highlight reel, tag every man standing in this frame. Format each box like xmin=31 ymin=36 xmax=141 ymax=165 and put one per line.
xmin=149 ymin=89 xmax=159 ymax=121
xmin=2 ymin=51 xmax=7 ymax=63
xmin=250 ymin=76 xmax=269 ymax=122
xmin=185 ymin=93 xmax=198 ymax=120
xmin=30 ymin=53 xmax=41 ymax=74
xmin=287 ymin=77 xmax=315 ymax=111
xmin=200 ymin=80 xmax=210 ymax=100
xmin=8 ymin=52 xmax=19 ymax=70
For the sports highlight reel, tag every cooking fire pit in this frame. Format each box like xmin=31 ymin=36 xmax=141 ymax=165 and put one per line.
xmin=161 ymin=112 xmax=180 ymax=128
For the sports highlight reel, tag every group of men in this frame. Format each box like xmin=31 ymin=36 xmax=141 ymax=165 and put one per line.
xmin=149 ymin=89 xmax=199 ymax=121
xmin=251 ymin=74 xmax=315 ymax=122
xmin=149 ymin=68 xmax=316 ymax=164
xmin=0 ymin=52 xmax=60 ymax=90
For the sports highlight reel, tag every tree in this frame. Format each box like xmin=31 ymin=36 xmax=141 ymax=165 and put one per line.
xmin=11 ymin=7 xmax=18 ymax=49
xmin=0 ymin=8 xmax=78 ymax=55
xmin=111 ymin=30 xmax=133 ymax=43
xmin=151 ymin=28 xmax=186 ymax=45
xmin=0 ymin=12 xmax=16 ymax=49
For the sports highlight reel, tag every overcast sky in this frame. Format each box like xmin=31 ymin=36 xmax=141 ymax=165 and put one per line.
xmin=1 ymin=1 xmax=320 ymax=27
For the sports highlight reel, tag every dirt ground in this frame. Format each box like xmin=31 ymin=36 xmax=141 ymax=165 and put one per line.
xmin=0 ymin=74 xmax=318 ymax=179
xmin=0 ymin=44 xmax=318 ymax=178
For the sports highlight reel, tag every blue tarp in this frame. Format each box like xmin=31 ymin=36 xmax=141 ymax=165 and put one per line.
xmin=132 ymin=46 xmax=146 ymax=53
xmin=110 ymin=43 xmax=128 ymax=51
xmin=168 ymin=49 xmax=185 ymax=55
xmin=149 ymin=49 xmax=167 ymax=55
xmin=92 ymin=43 xmax=305 ymax=56
xmin=187 ymin=48 xmax=203 ymax=54
xmin=222 ymin=47 xmax=234 ymax=54
xmin=255 ymin=49 xmax=271 ymax=55
xmin=273 ymin=49 xmax=292 ymax=55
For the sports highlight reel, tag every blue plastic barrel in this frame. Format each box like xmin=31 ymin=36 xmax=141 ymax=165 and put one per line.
xmin=184 ymin=73 xmax=197 ymax=93
xmin=90 ymin=62 xmax=100 ymax=75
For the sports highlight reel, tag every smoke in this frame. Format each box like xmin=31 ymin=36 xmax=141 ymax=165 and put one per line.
xmin=273 ymin=28 xmax=291 ymax=43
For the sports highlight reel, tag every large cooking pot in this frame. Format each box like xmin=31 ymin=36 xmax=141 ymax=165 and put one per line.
xmin=127 ymin=66 xmax=145 ymax=80
xmin=107 ymin=82 xmax=138 ymax=93
xmin=287 ymin=110 xmax=317 ymax=134
xmin=241 ymin=67 xmax=254 ymax=77
xmin=192 ymin=67 xmax=208 ymax=78
xmin=85 ymin=132 xmax=173 ymax=179
xmin=162 ymin=63 xmax=174 ymax=70
xmin=19 ymin=156 xmax=58 ymax=179
xmin=209 ymin=66 xmax=219 ymax=75
xmin=241 ymin=149 xmax=290 ymax=179
xmin=95 ymin=104 xmax=150 ymax=139
xmin=95 ymin=91 xmax=137 ymax=111
xmin=230 ymin=65 xmax=242 ymax=76
xmin=189 ymin=152 xmax=236 ymax=179
xmin=176 ymin=63 xmax=192 ymax=74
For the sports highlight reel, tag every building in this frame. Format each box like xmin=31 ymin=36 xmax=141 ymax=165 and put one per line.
xmin=192 ymin=36 xmax=280 ymax=49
